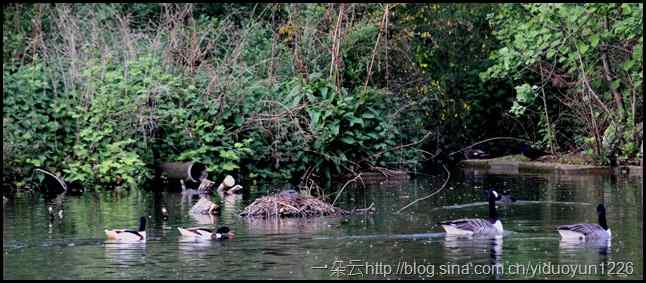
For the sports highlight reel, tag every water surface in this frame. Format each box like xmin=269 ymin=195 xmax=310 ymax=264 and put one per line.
xmin=3 ymin=170 xmax=643 ymax=279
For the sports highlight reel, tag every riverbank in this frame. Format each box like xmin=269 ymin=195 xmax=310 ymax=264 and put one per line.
xmin=460 ymin=155 xmax=643 ymax=177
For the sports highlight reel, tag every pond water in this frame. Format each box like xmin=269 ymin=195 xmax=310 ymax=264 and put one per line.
xmin=3 ymin=170 xmax=643 ymax=280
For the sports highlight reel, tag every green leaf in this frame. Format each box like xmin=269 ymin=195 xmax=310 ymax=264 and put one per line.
xmin=340 ymin=136 xmax=356 ymax=145
xmin=590 ymin=35 xmax=600 ymax=48
xmin=348 ymin=117 xmax=364 ymax=127
xmin=622 ymin=60 xmax=635 ymax=71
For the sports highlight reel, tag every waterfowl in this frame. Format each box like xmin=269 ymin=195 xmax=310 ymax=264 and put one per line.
xmin=520 ymin=144 xmax=548 ymax=161
xmin=498 ymin=190 xmax=517 ymax=204
xmin=105 ymin=217 xmax=147 ymax=242
xmin=464 ymin=148 xmax=491 ymax=159
xmin=177 ymin=226 xmax=235 ymax=240
xmin=278 ymin=189 xmax=299 ymax=199
xmin=557 ymin=204 xmax=611 ymax=241
xmin=212 ymin=226 xmax=235 ymax=240
xmin=440 ymin=189 xmax=503 ymax=236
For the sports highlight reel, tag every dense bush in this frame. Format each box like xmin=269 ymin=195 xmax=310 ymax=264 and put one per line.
xmin=3 ymin=3 xmax=642 ymax=194
xmin=2 ymin=4 xmax=428 ymax=193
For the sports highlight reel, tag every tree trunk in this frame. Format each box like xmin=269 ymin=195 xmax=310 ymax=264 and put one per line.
xmin=600 ymin=15 xmax=625 ymax=166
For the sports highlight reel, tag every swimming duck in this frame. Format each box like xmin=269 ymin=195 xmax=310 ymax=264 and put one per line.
xmin=177 ymin=226 xmax=235 ymax=240
xmin=557 ymin=204 xmax=611 ymax=241
xmin=212 ymin=226 xmax=235 ymax=240
xmin=105 ymin=217 xmax=147 ymax=242
xmin=440 ymin=189 xmax=503 ymax=236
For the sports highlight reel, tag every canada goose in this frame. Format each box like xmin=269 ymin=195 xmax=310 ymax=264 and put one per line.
xmin=177 ymin=226 xmax=235 ymax=240
xmin=440 ymin=189 xmax=503 ymax=236
xmin=105 ymin=217 xmax=147 ymax=242
xmin=557 ymin=204 xmax=611 ymax=241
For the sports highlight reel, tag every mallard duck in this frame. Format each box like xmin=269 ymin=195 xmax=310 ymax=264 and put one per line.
xmin=177 ymin=226 xmax=235 ymax=240
xmin=557 ymin=204 xmax=611 ymax=241
xmin=440 ymin=189 xmax=503 ymax=236
xmin=105 ymin=217 xmax=147 ymax=242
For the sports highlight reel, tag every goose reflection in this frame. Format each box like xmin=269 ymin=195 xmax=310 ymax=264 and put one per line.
xmin=443 ymin=235 xmax=504 ymax=278
xmin=559 ymin=238 xmax=611 ymax=257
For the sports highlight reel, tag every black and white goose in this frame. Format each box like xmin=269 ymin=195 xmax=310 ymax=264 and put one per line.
xmin=178 ymin=226 xmax=235 ymax=240
xmin=440 ymin=189 xmax=503 ymax=236
xmin=105 ymin=217 xmax=147 ymax=242
xmin=557 ymin=204 xmax=611 ymax=241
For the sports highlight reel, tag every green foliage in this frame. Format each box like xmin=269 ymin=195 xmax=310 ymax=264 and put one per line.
xmin=482 ymin=3 xmax=643 ymax=163
xmin=3 ymin=3 xmax=642 ymax=194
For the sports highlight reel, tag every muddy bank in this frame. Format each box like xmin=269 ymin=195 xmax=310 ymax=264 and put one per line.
xmin=460 ymin=157 xmax=642 ymax=177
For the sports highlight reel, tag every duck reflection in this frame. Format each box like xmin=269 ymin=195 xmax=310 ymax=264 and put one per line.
xmin=104 ymin=242 xmax=147 ymax=266
xmin=177 ymin=237 xmax=225 ymax=265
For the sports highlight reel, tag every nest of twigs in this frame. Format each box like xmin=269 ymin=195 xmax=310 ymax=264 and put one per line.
xmin=240 ymin=194 xmax=349 ymax=218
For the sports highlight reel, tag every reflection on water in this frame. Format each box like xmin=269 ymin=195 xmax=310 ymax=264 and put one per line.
xmin=3 ymin=170 xmax=643 ymax=279
xmin=559 ymin=238 xmax=612 ymax=257
xmin=104 ymin=242 xmax=147 ymax=266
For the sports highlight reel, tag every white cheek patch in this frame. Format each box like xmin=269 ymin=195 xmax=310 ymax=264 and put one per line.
xmin=492 ymin=191 xmax=499 ymax=199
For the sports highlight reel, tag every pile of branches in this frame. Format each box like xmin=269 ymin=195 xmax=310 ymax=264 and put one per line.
xmin=240 ymin=193 xmax=349 ymax=218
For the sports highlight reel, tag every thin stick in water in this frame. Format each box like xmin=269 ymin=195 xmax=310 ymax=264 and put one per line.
xmin=396 ymin=165 xmax=450 ymax=214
